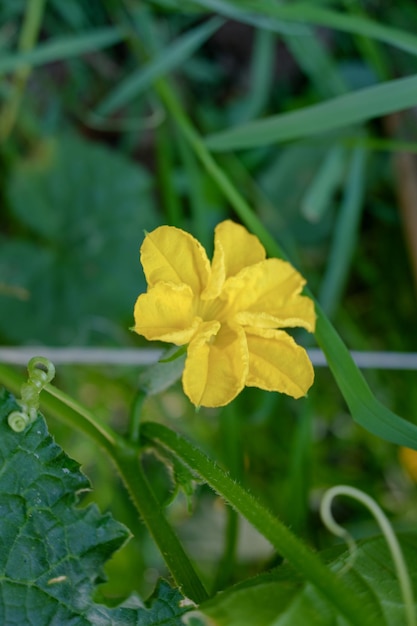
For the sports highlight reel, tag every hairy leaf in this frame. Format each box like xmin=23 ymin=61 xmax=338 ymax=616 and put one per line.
xmin=0 ymin=389 xmax=190 ymax=625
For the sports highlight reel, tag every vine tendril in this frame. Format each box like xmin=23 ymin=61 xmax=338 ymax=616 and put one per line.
xmin=320 ymin=485 xmax=416 ymax=626
xmin=7 ymin=357 xmax=55 ymax=432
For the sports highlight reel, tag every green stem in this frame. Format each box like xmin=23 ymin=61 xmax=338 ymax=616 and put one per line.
xmin=212 ymin=505 xmax=239 ymax=593
xmin=128 ymin=389 xmax=146 ymax=444
xmin=284 ymin=402 xmax=313 ymax=537
xmin=0 ymin=0 xmax=47 ymax=141
xmin=212 ymin=406 xmax=242 ymax=591
xmin=111 ymin=443 xmax=208 ymax=603
xmin=142 ymin=421 xmax=380 ymax=626
xmin=0 ymin=364 xmax=116 ymax=452
xmin=0 ymin=364 xmax=208 ymax=603
xmin=45 ymin=383 xmax=119 ymax=449
xmin=176 ymin=130 xmax=209 ymax=249
xmin=155 ymin=80 xmax=281 ymax=258
xmin=155 ymin=121 xmax=182 ymax=226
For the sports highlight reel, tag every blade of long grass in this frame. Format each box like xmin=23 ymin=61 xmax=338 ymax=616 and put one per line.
xmin=318 ymin=147 xmax=366 ymax=317
xmin=285 ymin=402 xmax=313 ymax=536
xmin=189 ymin=0 xmax=307 ymax=35
xmin=211 ymin=404 xmax=242 ymax=592
xmin=314 ymin=305 xmax=417 ymax=448
xmin=345 ymin=1 xmax=390 ymax=81
xmin=176 ymin=131 xmax=210 ymax=249
xmin=206 ymin=73 xmax=417 ymax=150
xmin=283 ymin=24 xmax=347 ymax=97
xmin=0 ymin=26 xmax=127 ymax=75
xmin=94 ymin=17 xmax=223 ymax=118
xmin=345 ymin=136 xmax=417 ymax=155
xmin=301 ymin=144 xmax=346 ymax=222
xmin=0 ymin=0 xmax=46 ymax=141
xmin=192 ymin=0 xmax=417 ymax=57
xmin=155 ymin=121 xmax=183 ymax=225
xmin=233 ymin=28 xmax=276 ymax=123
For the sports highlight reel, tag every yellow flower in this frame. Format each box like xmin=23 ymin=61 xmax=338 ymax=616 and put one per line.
xmin=133 ymin=220 xmax=316 ymax=408
xmin=399 ymin=446 xmax=417 ymax=482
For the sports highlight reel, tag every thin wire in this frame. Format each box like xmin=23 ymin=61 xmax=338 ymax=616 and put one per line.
xmin=1 ymin=347 xmax=417 ymax=370
xmin=0 ymin=347 xmax=163 ymax=365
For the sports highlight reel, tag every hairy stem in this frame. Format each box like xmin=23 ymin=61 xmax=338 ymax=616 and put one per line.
xmin=142 ymin=421 xmax=379 ymax=626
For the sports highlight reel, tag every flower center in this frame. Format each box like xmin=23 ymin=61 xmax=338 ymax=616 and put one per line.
xmin=197 ymin=296 xmax=229 ymax=323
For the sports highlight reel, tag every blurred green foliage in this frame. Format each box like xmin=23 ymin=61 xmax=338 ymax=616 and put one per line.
xmin=1 ymin=0 xmax=417 ymax=610
xmin=1 ymin=133 xmax=156 ymax=344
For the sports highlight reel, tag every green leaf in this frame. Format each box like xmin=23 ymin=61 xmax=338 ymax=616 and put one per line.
xmin=0 ymin=388 xmax=190 ymax=624
xmin=88 ymin=580 xmax=192 ymax=625
xmin=197 ymin=534 xmax=417 ymax=626
xmin=1 ymin=132 xmax=157 ymax=344
xmin=138 ymin=347 xmax=186 ymax=395
xmin=0 ymin=387 xmax=125 ymax=620
xmin=0 ymin=27 xmax=127 ymax=75
xmin=206 ymin=73 xmax=417 ymax=150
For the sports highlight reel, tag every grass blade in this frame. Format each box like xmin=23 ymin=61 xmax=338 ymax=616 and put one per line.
xmin=0 ymin=26 xmax=126 ymax=75
xmin=233 ymin=28 xmax=276 ymax=123
xmin=94 ymin=17 xmax=223 ymax=118
xmin=318 ymin=147 xmax=366 ymax=317
xmin=283 ymin=24 xmax=347 ymax=97
xmin=192 ymin=0 xmax=417 ymax=56
xmin=301 ymin=144 xmax=346 ymax=222
xmin=314 ymin=304 xmax=417 ymax=448
xmin=206 ymin=73 xmax=417 ymax=150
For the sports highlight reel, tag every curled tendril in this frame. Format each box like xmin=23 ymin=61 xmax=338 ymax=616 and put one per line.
xmin=8 ymin=357 xmax=55 ymax=433
xmin=320 ymin=485 xmax=416 ymax=626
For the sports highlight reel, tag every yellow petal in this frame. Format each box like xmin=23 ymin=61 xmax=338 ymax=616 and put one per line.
xmin=236 ymin=295 xmax=316 ymax=332
xmin=183 ymin=322 xmax=248 ymax=407
xmin=141 ymin=225 xmax=210 ymax=294
xmin=224 ymin=258 xmax=312 ymax=321
xmin=202 ymin=220 xmax=265 ymax=300
xmin=133 ymin=282 xmax=200 ymax=344
xmin=245 ymin=327 xmax=314 ymax=398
